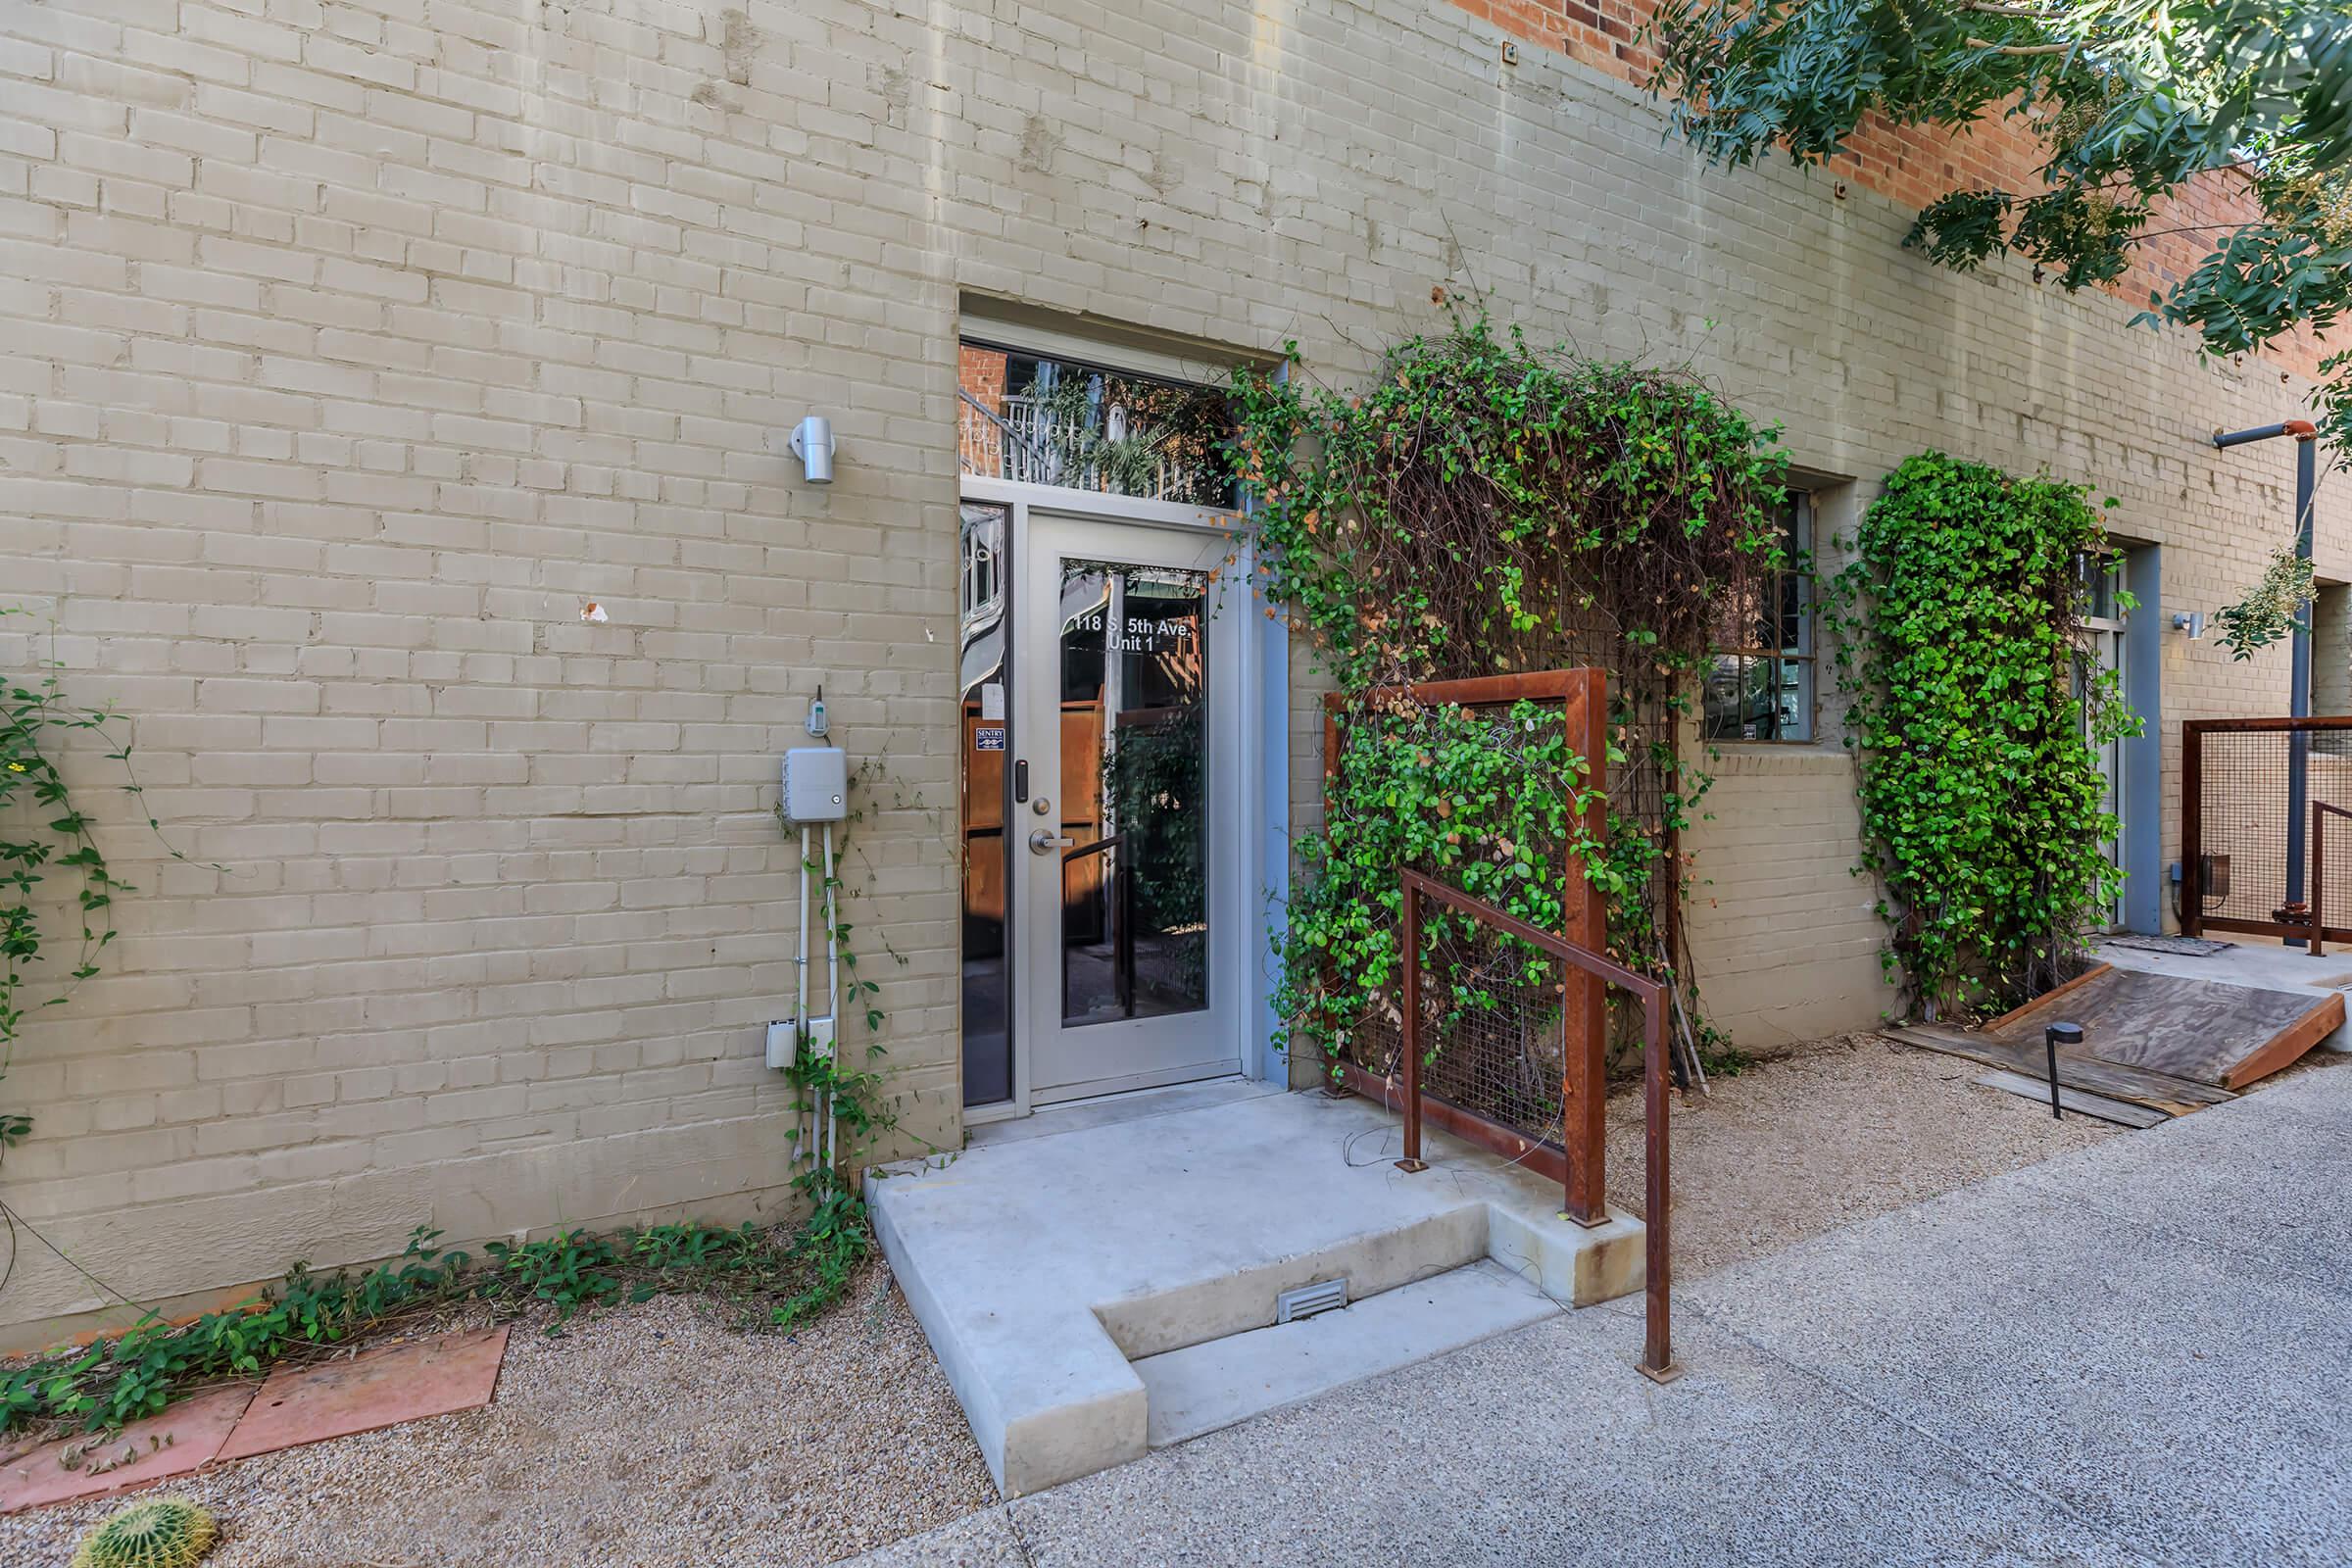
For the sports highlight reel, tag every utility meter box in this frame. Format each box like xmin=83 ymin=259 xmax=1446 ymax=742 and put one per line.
xmin=782 ymin=746 xmax=848 ymax=823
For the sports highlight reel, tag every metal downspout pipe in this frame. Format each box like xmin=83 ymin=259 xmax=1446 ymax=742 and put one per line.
xmin=2213 ymin=418 xmax=2321 ymax=930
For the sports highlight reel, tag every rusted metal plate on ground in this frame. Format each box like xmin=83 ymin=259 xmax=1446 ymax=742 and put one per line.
xmin=1984 ymin=967 xmax=2341 ymax=1090
xmin=213 ymin=1324 xmax=508 ymax=1462
xmin=0 ymin=1380 xmax=256 ymax=1513
xmin=1885 ymin=1024 xmax=2232 ymax=1117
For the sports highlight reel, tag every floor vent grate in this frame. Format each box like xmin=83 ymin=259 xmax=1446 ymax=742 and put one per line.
xmin=1275 ymin=1277 xmax=1348 ymax=1324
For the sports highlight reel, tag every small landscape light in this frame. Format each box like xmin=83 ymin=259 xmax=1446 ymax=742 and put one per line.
xmin=2044 ymin=1021 xmax=2083 ymax=1120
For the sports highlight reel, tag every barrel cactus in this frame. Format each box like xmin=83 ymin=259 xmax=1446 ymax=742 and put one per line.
xmin=70 ymin=1497 xmax=220 ymax=1568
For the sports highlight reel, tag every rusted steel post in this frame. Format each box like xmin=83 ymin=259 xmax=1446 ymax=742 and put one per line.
xmin=2181 ymin=723 xmax=2204 ymax=937
xmin=2315 ymin=802 xmax=2329 ymax=959
xmin=1640 ymin=978 xmax=1680 ymax=1383
xmin=1561 ymin=669 xmax=1609 ymax=1226
xmin=1396 ymin=874 xmax=1428 ymax=1173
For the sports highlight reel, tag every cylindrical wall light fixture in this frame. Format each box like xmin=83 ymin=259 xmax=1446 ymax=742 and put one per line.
xmin=790 ymin=416 xmax=836 ymax=484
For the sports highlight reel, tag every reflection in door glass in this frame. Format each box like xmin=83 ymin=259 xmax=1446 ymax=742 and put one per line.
xmin=959 ymin=501 xmax=1013 ymax=1105
xmin=1056 ymin=560 xmax=1210 ymax=1027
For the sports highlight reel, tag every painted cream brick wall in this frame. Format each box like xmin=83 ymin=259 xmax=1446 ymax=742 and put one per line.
xmin=0 ymin=0 xmax=2342 ymax=1339
xmin=1683 ymin=750 xmax=1891 ymax=1049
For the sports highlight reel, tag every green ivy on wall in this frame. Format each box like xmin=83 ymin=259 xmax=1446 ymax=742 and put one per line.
xmin=1 ymin=609 xmax=146 ymax=1153
xmin=1829 ymin=453 xmax=2139 ymax=1018
xmin=1229 ymin=314 xmax=1789 ymax=1070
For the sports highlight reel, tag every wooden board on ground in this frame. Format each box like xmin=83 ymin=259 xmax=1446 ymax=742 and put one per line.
xmin=1983 ymin=964 xmax=2341 ymax=1090
xmin=1883 ymin=1023 xmax=2235 ymax=1118
xmin=1971 ymin=1068 xmax=2172 ymax=1129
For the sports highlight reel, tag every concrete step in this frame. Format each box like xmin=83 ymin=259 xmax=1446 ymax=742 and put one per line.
xmin=870 ymin=1089 xmax=1642 ymax=1495
xmin=1130 ymin=1258 xmax=1559 ymax=1447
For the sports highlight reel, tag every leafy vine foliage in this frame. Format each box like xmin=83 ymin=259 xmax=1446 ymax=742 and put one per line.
xmin=1231 ymin=315 xmax=1789 ymax=1069
xmin=1830 ymin=453 xmax=2139 ymax=1018
xmin=1 ymin=608 xmax=148 ymax=1152
xmin=766 ymin=753 xmax=911 ymax=1323
xmin=2 ymin=1218 xmax=870 ymax=1439
xmin=1278 ymin=699 xmax=1611 ymax=1067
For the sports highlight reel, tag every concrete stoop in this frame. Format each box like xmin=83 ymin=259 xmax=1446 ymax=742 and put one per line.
xmin=868 ymin=1086 xmax=1642 ymax=1496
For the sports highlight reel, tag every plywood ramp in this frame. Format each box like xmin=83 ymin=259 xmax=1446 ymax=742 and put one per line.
xmin=1885 ymin=1024 xmax=2231 ymax=1119
xmin=1984 ymin=964 xmax=2343 ymax=1091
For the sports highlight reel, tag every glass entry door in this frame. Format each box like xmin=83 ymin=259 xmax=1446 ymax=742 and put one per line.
xmin=1016 ymin=511 xmax=1244 ymax=1102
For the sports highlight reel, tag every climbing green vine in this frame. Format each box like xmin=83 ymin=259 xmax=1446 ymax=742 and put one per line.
xmin=1830 ymin=453 xmax=2139 ymax=1018
xmin=765 ymin=752 xmax=914 ymax=1325
xmin=1 ymin=608 xmax=153 ymax=1153
xmin=1277 ymin=698 xmax=1616 ymax=1067
xmin=1231 ymin=313 xmax=1789 ymax=1073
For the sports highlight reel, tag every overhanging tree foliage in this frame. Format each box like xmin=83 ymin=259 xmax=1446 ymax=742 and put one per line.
xmin=1644 ymin=0 xmax=2352 ymax=451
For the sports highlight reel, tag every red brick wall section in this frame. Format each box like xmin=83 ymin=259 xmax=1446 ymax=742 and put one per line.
xmin=959 ymin=344 xmax=1008 ymax=415
xmin=1460 ymin=0 xmax=2333 ymax=378
xmin=957 ymin=344 xmax=1010 ymax=478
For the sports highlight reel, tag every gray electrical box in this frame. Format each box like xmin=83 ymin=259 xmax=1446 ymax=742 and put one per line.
xmin=782 ymin=747 xmax=848 ymax=822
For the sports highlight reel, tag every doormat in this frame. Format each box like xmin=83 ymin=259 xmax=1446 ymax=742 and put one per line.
xmin=2103 ymin=934 xmax=2235 ymax=957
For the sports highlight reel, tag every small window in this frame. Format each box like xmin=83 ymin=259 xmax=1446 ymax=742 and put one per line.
xmin=2074 ymin=549 xmax=2126 ymax=629
xmin=1702 ymin=492 xmax=1815 ymax=743
xmin=956 ymin=340 xmax=1236 ymax=507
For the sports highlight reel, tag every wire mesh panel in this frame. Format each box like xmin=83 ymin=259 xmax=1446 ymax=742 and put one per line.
xmin=2185 ymin=717 xmax=2352 ymax=944
xmin=2192 ymin=728 xmax=2296 ymax=929
xmin=1374 ymin=867 xmax=1682 ymax=1380
xmin=1348 ymin=924 xmax=1573 ymax=1154
xmin=1321 ymin=670 xmax=1608 ymax=1200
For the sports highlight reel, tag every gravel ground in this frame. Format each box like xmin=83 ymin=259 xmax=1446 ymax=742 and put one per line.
xmin=1604 ymin=1032 xmax=2123 ymax=1279
xmin=0 ymin=1261 xmax=996 ymax=1568
xmin=8 ymin=1034 xmax=2292 ymax=1564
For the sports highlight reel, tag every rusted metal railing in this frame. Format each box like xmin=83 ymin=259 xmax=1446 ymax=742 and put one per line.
xmin=2308 ymin=802 xmax=2352 ymax=958
xmin=1394 ymin=866 xmax=1681 ymax=1383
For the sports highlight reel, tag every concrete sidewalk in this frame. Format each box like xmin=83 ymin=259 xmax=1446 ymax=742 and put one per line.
xmin=846 ymin=1061 xmax=2352 ymax=1568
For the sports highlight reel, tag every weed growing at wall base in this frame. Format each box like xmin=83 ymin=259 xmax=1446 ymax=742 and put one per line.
xmin=0 ymin=1217 xmax=880 ymax=1441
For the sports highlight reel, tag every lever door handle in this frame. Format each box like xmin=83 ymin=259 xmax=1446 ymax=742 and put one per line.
xmin=1028 ymin=829 xmax=1076 ymax=856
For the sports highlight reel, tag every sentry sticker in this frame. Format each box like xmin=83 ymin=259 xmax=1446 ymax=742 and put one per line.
xmin=974 ymin=726 xmax=1005 ymax=751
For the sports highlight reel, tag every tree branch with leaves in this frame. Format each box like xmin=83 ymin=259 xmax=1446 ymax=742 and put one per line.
xmin=1644 ymin=0 xmax=2352 ymax=450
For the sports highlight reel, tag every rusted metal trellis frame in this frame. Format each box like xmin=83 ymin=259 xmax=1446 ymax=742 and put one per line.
xmin=2183 ymin=715 xmax=2352 ymax=948
xmin=1393 ymin=866 xmax=1679 ymax=1381
xmin=1322 ymin=669 xmax=1611 ymax=1217
xmin=2309 ymin=802 xmax=2352 ymax=958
